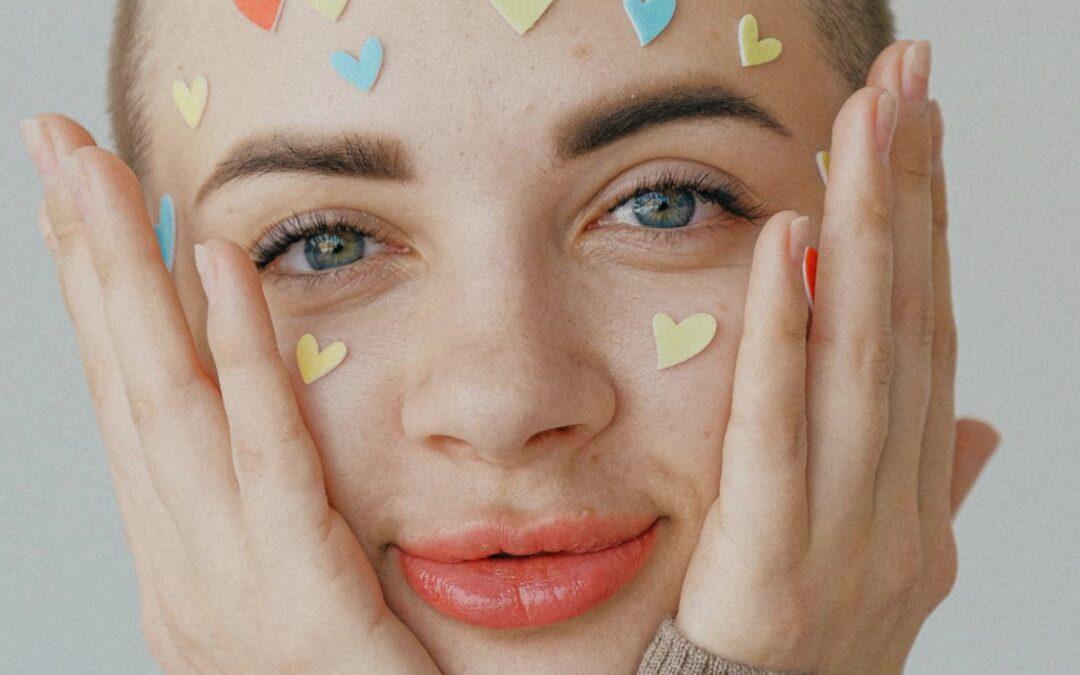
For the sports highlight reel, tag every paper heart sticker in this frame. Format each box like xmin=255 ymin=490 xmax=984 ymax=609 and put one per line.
xmin=738 ymin=14 xmax=783 ymax=67
xmin=234 ymin=0 xmax=284 ymax=31
xmin=803 ymin=246 xmax=819 ymax=310
xmin=297 ymin=334 xmax=348 ymax=385
xmin=330 ymin=37 xmax=383 ymax=92
xmin=172 ymin=76 xmax=208 ymax=129
xmin=490 ymin=0 xmax=556 ymax=35
xmin=309 ymin=0 xmax=348 ymax=21
xmin=624 ymin=0 xmax=676 ymax=46
xmin=653 ymin=313 xmax=718 ymax=370
xmin=153 ymin=194 xmax=176 ymax=273
xmin=815 ymin=150 xmax=831 ymax=185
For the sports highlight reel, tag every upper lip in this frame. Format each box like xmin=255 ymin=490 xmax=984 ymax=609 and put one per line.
xmin=394 ymin=511 xmax=659 ymax=563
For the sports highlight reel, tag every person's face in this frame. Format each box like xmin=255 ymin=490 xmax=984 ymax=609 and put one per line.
xmin=142 ymin=1 xmax=850 ymax=670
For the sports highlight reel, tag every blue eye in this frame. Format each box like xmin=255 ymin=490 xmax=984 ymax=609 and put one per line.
xmin=304 ymin=228 xmax=367 ymax=270
xmin=629 ymin=189 xmax=697 ymax=229
xmin=598 ymin=170 xmax=765 ymax=235
xmin=252 ymin=210 xmax=392 ymax=275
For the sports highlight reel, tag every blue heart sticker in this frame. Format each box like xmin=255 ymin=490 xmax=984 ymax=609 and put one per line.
xmin=330 ymin=36 xmax=384 ymax=92
xmin=153 ymin=193 xmax=176 ymax=272
xmin=623 ymin=0 xmax=676 ymax=46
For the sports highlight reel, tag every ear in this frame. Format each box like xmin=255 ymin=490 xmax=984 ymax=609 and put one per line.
xmin=951 ymin=417 xmax=1002 ymax=517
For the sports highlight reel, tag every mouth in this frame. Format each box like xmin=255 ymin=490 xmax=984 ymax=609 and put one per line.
xmin=392 ymin=514 xmax=660 ymax=629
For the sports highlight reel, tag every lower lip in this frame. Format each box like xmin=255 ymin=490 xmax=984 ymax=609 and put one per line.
xmin=395 ymin=520 xmax=659 ymax=629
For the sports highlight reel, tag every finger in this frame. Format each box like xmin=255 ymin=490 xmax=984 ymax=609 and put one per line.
xmin=917 ymin=100 xmax=961 ymax=523
xmin=24 ymin=116 xmax=154 ymax=500
xmin=23 ymin=115 xmax=180 ymax=586
xmin=868 ymin=41 xmax=936 ymax=523
xmin=62 ymin=146 xmax=243 ymax=561
xmin=866 ymin=40 xmax=914 ymax=92
xmin=715 ymin=210 xmax=811 ymax=560
xmin=806 ymin=87 xmax=899 ymax=545
xmin=198 ymin=240 xmax=346 ymax=581
xmin=951 ymin=419 xmax=1001 ymax=517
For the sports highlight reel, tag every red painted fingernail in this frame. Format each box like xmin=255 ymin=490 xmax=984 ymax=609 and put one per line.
xmin=802 ymin=246 xmax=818 ymax=310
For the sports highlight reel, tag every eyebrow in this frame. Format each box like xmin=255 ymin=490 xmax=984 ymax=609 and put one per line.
xmin=195 ymin=134 xmax=412 ymax=204
xmin=556 ymin=85 xmax=790 ymax=159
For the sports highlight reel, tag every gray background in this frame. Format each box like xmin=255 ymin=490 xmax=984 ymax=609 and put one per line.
xmin=2 ymin=1 xmax=1078 ymax=672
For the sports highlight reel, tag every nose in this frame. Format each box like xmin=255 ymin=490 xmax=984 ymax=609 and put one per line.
xmin=400 ymin=278 xmax=616 ymax=468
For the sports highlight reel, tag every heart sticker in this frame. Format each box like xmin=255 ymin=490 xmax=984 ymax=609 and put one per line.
xmin=153 ymin=194 xmax=176 ymax=273
xmin=490 ymin=0 xmax=556 ymax=35
xmin=623 ymin=0 xmax=676 ymax=46
xmin=738 ymin=14 xmax=783 ymax=67
xmin=330 ymin=37 xmax=384 ymax=92
xmin=172 ymin=76 xmax=208 ymax=129
xmin=234 ymin=0 xmax=284 ymax=31
xmin=297 ymin=334 xmax=348 ymax=385
xmin=308 ymin=0 xmax=348 ymax=22
xmin=653 ymin=313 xmax=718 ymax=370
xmin=815 ymin=150 xmax=831 ymax=185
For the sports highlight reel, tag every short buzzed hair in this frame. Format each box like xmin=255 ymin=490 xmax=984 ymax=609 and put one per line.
xmin=107 ymin=0 xmax=894 ymax=178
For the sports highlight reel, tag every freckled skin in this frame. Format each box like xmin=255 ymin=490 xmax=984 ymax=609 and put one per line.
xmin=139 ymin=1 xmax=851 ymax=671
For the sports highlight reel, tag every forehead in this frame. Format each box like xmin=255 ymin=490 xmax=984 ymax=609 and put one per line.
xmin=144 ymin=1 xmax=846 ymax=186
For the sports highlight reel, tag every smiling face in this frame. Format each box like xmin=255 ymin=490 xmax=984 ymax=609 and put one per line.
xmin=122 ymin=0 xmax=866 ymax=670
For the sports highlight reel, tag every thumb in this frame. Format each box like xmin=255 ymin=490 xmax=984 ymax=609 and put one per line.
xmin=951 ymin=417 xmax=1001 ymax=517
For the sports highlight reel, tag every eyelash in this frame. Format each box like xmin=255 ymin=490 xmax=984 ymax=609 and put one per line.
xmin=251 ymin=210 xmax=395 ymax=272
xmin=603 ymin=169 xmax=767 ymax=226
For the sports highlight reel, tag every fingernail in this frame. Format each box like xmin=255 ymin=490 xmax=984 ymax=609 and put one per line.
xmin=788 ymin=215 xmax=810 ymax=267
xmin=60 ymin=153 xmax=91 ymax=217
xmin=802 ymin=246 xmax=818 ymax=310
xmin=902 ymin=40 xmax=931 ymax=104
xmin=20 ymin=117 xmax=58 ymax=178
xmin=194 ymin=243 xmax=217 ymax=299
xmin=876 ymin=90 xmax=900 ymax=164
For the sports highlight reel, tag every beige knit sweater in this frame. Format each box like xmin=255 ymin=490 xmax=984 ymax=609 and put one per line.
xmin=637 ymin=616 xmax=810 ymax=675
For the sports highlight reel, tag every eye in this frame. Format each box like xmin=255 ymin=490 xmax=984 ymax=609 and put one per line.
xmin=607 ymin=187 xmax=706 ymax=230
xmin=252 ymin=210 xmax=401 ymax=276
xmin=281 ymin=226 xmax=382 ymax=272
xmin=596 ymin=168 xmax=766 ymax=234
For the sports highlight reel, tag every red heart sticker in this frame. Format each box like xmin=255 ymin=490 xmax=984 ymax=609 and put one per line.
xmin=802 ymin=246 xmax=818 ymax=310
xmin=234 ymin=0 xmax=284 ymax=31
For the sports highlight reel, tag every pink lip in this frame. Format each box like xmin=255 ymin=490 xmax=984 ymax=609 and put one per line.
xmin=393 ymin=514 xmax=659 ymax=629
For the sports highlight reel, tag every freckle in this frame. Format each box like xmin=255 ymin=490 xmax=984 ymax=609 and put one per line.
xmin=571 ymin=43 xmax=590 ymax=60
xmin=590 ymin=453 xmax=599 ymax=465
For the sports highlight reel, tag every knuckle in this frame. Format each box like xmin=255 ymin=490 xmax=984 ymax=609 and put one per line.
xmin=231 ymin=417 xmax=312 ymax=483
xmin=744 ymin=319 xmax=806 ymax=347
xmin=728 ymin=407 xmax=805 ymax=457
xmin=894 ymin=290 xmax=935 ymax=348
xmin=896 ymin=157 xmax=934 ymax=182
xmin=855 ymin=328 xmax=895 ymax=386
xmin=127 ymin=370 xmax=211 ymax=432
xmin=857 ymin=197 xmax=893 ymax=235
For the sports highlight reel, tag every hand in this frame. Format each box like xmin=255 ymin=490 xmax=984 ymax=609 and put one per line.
xmin=21 ymin=115 xmax=439 ymax=675
xmin=672 ymin=41 xmax=1001 ymax=674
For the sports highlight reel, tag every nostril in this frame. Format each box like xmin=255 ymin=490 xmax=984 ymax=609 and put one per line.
xmin=528 ymin=424 xmax=579 ymax=445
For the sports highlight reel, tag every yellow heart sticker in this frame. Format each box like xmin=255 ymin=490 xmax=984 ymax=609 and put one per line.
xmin=172 ymin=76 xmax=208 ymax=129
xmin=815 ymin=150 xmax=831 ymax=184
xmin=297 ymin=333 xmax=348 ymax=385
xmin=653 ymin=313 xmax=718 ymax=370
xmin=490 ymin=0 xmax=556 ymax=35
xmin=738 ymin=14 xmax=783 ymax=67
xmin=308 ymin=0 xmax=348 ymax=22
